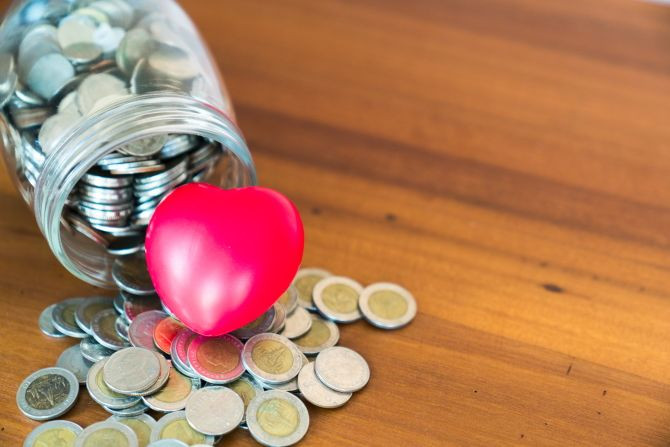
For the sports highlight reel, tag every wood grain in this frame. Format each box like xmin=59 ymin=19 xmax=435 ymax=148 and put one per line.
xmin=2 ymin=0 xmax=670 ymax=445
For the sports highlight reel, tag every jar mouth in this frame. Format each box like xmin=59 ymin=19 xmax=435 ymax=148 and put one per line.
xmin=34 ymin=92 xmax=257 ymax=288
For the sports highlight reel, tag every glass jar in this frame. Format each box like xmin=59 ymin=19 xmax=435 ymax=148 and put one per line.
xmin=0 ymin=0 xmax=256 ymax=287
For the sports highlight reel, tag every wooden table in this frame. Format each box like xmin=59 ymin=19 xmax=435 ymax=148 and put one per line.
xmin=3 ymin=0 xmax=670 ymax=445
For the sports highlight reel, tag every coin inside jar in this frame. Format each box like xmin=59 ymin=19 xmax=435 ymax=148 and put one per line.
xmin=187 ymin=334 xmax=244 ymax=384
xmin=314 ymin=346 xmax=370 ymax=393
xmin=91 ymin=308 xmax=129 ymax=350
xmin=17 ymin=367 xmax=79 ymax=421
xmin=277 ymin=285 xmax=298 ymax=314
xmin=291 ymin=314 xmax=340 ymax=356
xmin=39 ymin=303 xmax=66 ymax=338
xmin=358 ymin=282 xmax=417 ymax=329
xmin=143 ymin=362 xmax=199 ymax=412
xmin=123 ymin=293 xmax=162 ymax=322
xmin=24 ymin=420 xmax=83 ymax=447
xmin=246 ymin=390 xmax=309 ymax=447
xmin=150 ymin=411 xmax=214 ymax=445
xmin=232 ymin=306 xmax=276 ymax=340
xmin=74 ymin=420 xmax=139 ymax=447
xmin=242 ymin=334 xmax=302 ymax=385
xmin=293 ymin=268 xmax=331 ymax=310
xmin=313 ymin=276 xmax=363 ymax=323
xmin=185 ymin=386 xmax=244 ymax=436
xmin=153 ymin=317 xmax=184 ymax=354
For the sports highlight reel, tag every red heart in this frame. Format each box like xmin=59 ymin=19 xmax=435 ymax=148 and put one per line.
xmin=145 ymin=183 xmax=304 ymax=336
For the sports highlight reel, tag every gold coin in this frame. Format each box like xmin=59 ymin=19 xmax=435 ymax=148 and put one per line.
xmin=96 ymin=368 xmax=125 ymax=398
xmin=98 ymin=312 xmax=120 ymax=340
xmin=82 ymin=428 xmax=130 ymax=447
xmin=161 ymin=419 xmax=207 ymax=444
xmin=368 ymin=290 xmax=408 ymax=319
xmin=257 ymin=398 xmax=299 ymax=437
xmin=251 ymin=340 xmax=294 ymax=374
xmin=293 ymin=318 xmax=330 ymax=348
xmin=151 ymin=367 xmax=191 ymax=403
xmin=83 ymin=302 xmax=110 ymax=324
xmin=33 ymin=428 xmax=77 ymax=447
xmin=25 ymin=374 xmax=70 ymax=410
xmin=229 ymin=379 xmax=257 ymax=408
xmin=117 ymin=419 xmax=151 ymax=447
xmin=321 ymin=283 xmax=358 ymax=313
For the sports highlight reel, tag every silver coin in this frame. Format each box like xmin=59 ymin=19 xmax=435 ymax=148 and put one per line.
xmin=93 ymin=23 xmax=125 ymax=54
xmin=66 ymin=213 xmax=110 ymax=247
xmin=269 ymin=302 xmax=286 ymax=334
xmin=147 ymin=44 xmax=198 ymax=81
xmin=103 ymin=347 xmax=161 ymax=394
xmin=75 ymin=296 xmax=114 ymax=334
xmin=232 ymin=306 xmax=276 ymax=340
xmin=115 ymin=315 xmax=130 ymax=341
xmin=259 ymin=352 xmax=308 ymax=393
xmin=314 ymin=347 xmax=370 ymax=393
xmin=119 ymin=134 xmax=168 ymax=157
xmin=276 ymin=285 xmax=298 ymax=315
xmin=293 ymin=268 xmax=331 ymax=311
xmin=52 ymin=298 xmax=88 ymax=338
xmin=313 ymin=276 xmax=363 ymax=323
xmin=108 ymin=413 xmax=157 ymax=447
xmin=291 ymin=314 xmax=339 ymax=356
xmin=225 ymin=374 xmax=265 ymax=425
xmin=279 ymin=306 xmax=312 ymax=340
xmin=91 ymin=308 xmax=130 ymax=350
xmin=112 ymin=251 xmax=156 ymax=295
xmin=185 ymin=386 xmax=244 ymax=436
xmin=103 ymin=401 xmax=149 ymax=417
xmin=128 ymin=309 xmax=166 ymax=350
xmin=297 ymin=361 xmax=351 ymax=409
xmin=82 ymin=170 xmax=133 ymax=187
xmin=148 ymin=440 xmax=189 ymax=447
xmin=76 ymin=72 xmax=126 ymax=115
xmin=72 ymin=6 xmax=111 ymax=25
xmin=358 ymin=282 xmax=417 ymax=329
xmin=17 ymin=367 xmax=79 ymax=421
xmin=106 ymin=234 xmax=144 ymax=257
xmin=246 ymin=390 xmax=309 ymax=447
xmin=74 ymin=421 xmax=138 ymax=447
xmin=56 ymin=344 xmax=91 ymax=384
xmin=242 ymin=333 xmax=303 ymax=385
xmin=86 ymin=358 xmax=141 ymax=409
xmin=15 ymin=82 xmax=46 ymax=106
xmin=38 ymin=109 xmax=80 ymax=154
xmin=126 ymin=352 xmax=170 ymax=397
xmin=113 ymin=293 xmax=125 ymax=314
xmin=38 ymin=303 xmax=66 ymax=338
xmin=23 ymin=420 xmax=83 ymax=447
xmin=150 ymin=411 xmax=215 ymax=445
xmin=58 ymin=14 xmax=97 ymax=49
xmin=143 ymin=362 xmax=200 ymax=412
xmin=116 ymin=27 xmax=156 ymax=75
xmin=64 ymin=42 xmax=103 ymax=67
xmin=0 ymin=52 xmax=18 ymax=108
xmin=80 ymin=336 xmax=115 ymax=362
xmin=90 ymin=0 xmax=135 ymax=29
xmin=26 ymin=53 xmax=75 ymax=101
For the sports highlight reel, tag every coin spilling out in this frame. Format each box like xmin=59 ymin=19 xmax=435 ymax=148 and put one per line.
xmin=24 ymin=420 xmax=82 ymax=447
xmin=143 ymin=362 xmax=200 ymax=412
xmin=291 ymin=314 xmax=340 ymax=356
xmin=128 ymin=309 xmax=167 ymax=351
xmin=242 ymin=333 xmax=303 ymax=385
xmin=124 ymin=293 xmax=163 ymax=322
xmin=170 ymin=328 xmax=199 ymax=379
xmin=113 ymin=252 xmax=155 ymax=295
xmin=75 ymin=296 xmax=114 ymax=335
xmin=91 ymin=308 xmax=129 ymax=350
xmin=314 ymin=347 xmax=370 ymax=393
xmin=187 ymin=334 xmax=245 ymax=384
xmin=103 ymin=347 xmax=160 ymax=394
xmin=277 ymin=285 xmax=298 ymax=314
xmin=313 ymin=276 xmax=363 ymax=323
xmin=280 ymin=306 xmax=312 ymax=340
xmin=293 ymin=268 xmax=331 ymax=311
xmin=56 ymin=344 xmax=91 ymax=384
xmin=358 ymin=282 xmax=417 ymax=329
xmin=17 ymin=367 xmax=79 ymax=421
xmin=185 ymin=386 xmax=244 ymax=436
xmin=232 ymin=306 xmax=276 ymax=340
xmin=86 ymin=359 xmax=141 ymax=410
xmin=298 ymin=362 xmax=351 ymax=409
xmin=80 ymin=336 xmax=115 ymax=363
xmin=246 ymin=390 xmax=309 ymax=447
xmin=153 ymin=317 xmax=184 ymax=354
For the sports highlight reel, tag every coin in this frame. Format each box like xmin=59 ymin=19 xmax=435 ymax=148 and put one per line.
xmin=293 ymin=268 xmax=331 ymax=310
xmin=113 ymin=252 xmax=155 ymax=295
xmin=297 ymin=362 xmax=351 ymax=409
xmin=108 ymin=414 xmax=157 ymax=447
xmin=269 ymin=302 xmax=286 ymax=334
xmin=153 ymin=317 xmax=184 ymax=354
xmin=91 ymin=308 xmax=129 ymax=350
xmin=246 ymin=390 xmax=309 ymax=447
xmin=17 ymin=367 xmax=79 ymax=421
xmin=260 ymin=352 xmax=308 ymax=393
xmin=116 ymin=316 xmax=130 ymax=341
xmin=39 ymin=303 xmax=66 ymax=338
xmin=313 ymin=276 xmax=363 ymax=323
xmin=242 ymin=334 xmax=302 ymax=385
xmin=170 ymin=328 xmax=199 ymax=379
xmin=23 ymin=420 xmax=83 ymax=447
xmin=0 ymin=52 xmax=18 ymax=108
xmin=76 ymin=72 xmax=127 ymax=115
xmin=358 ymin=282 xmax=417 ymax=329
xmin=104 ymin=401 xmax=149 ymax=417
xmin=226 ymin=374 xmax=265 ymax=425
xmin=26 ymin=53 xmax=75 ymax=101
xmin=128 ymin=309 xmax=166 ymax=351
xmin=86 ymin=359 xmax=141 ymax=410
xmin=291 ymin=314 xmax=339 ymax=356
xmin=113 ymin=293 xmax=125 ymax=314
xmin=143 ymin=362 xmax=199 ymax=412
xmin=147 ymin=440 xmax=188 ymax=447
xmin=187 ymin=334 xmax=245 ymax=384
xmin=314 ymin=346 xmax=370 ymax=393
xmin=150 ymin=411 xmax=215 ymax=445
xmin=80 ymin=336 xmax=115 ymax=362
xmin=279 ymin=306 xmax=312 ymax=340
xmin=103 ymin=347 xmax=161 ymax=394
xmin=52 ymin=298 xmax=88 ymax=338
xmin=74 ymin=420 xmax=138 ymax=447
xmin=75 ymin=296 xmax=114 ymax=335
xmin=232 ymin=306 xmax=276 ymax=340
xmin=185 ymin=386 xmax=244 ymax=436
xmin=56 ymin=344 xmax=91 ymax=384
xmin=123 ymin=292 xmax=163 ymax=322
xmin=107 ymin=233 xmax=145 ymax=256
xmin=127 ymin=352 xmax=170 ymax=397
xmin=277 ymin=285 xmax=298 ymax=314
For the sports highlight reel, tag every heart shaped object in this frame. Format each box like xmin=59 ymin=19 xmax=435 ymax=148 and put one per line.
xmin=145 ymin=183 xmax=304 ymax=336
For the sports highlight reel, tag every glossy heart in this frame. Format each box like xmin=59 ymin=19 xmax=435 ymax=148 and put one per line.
xmin=145 ymin=183 xmax=304 ymax=335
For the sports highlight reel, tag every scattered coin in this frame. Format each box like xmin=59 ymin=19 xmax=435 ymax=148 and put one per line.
xmin=260 ymin=352 xmax=308 ymax=394
xmin=116 ymin=315 xmax=130 ymax=341
xmin=277 ymin=285 xmax=298 ymax=314
xmin=113 ymin=251 xmax=155 ymax=295
xmin=91 ymin=308 xmax=129 ymax=350
xmin=123 ymin=292 xmax=163 ymax=322
xmin=75 ymin=296 xmax=114 ymax=335
xmin=17 ymin=367 xmax=79 ymax=421
xmin=128 ymin=309 xmax=167 ymax=351
xmin=52 ymin=298 xmax=88 ymax=338
xmin=298 ymin=362 xmax=351 ymax=409
xmin=185 ymin=386 xmax=244 ymax=436
xmin=313 ymin=276 xmax=363 ymax=323
xmin=56 ymin=344 xmax=91 ymax=384
xmin=108 ymin=413 xmax=157 ymax=447
xmin=80 ymin=336 xmax=115 ymax=363
xmin=143 ymin=361 xmax=200 ymax=412
xmin=147 ymin=440 xmax=188 ymax=447
xmin=291 ymin=314 xmax=340 ymax=356
xmin=246 ymin=390 xmax=309 ymax=447
xmin=104 ymin=400 xmax=150 ymax=417
xmin=153 ymin=317 xmax=184 ymax=354
xmin=279 ymin=306 xmax=312 ymax=340
xmin=86 ymin=359 xmax=141 ymax=410
xmin=187 ymin=334 xmax=245 ymax=384
xmin=232 ymin=306 xmax=276 ymax=340
xmin=103 ymin=347 xmax=161 ymax=394
xmin=150 ymin=411 xmax=215 ymax=445
xmin=293 ymin=268 xmax=331 ymax=310
xmin=358 ymin=282 xmax=417 ymax=329
xmin=242 ymin=333 xmax=302 ymax=385
xmin=314 ymin=347 xmax=370 ymax=393
xmin=74 ymin=420 xmax=138 ymax=447
xmin=226 ymin=374 xmax=265 ymax=426
xmin=127 ymin=352 xmax=170 ymax=397
xmin=23 ymin=420 xmax=82 ymax=447
xmin=269 ymin=302 xmax=287 ymax=333
xmin=170 ymin=328 xmax=199 ymax=379
xmin=38 ymin=303 xmax=66 ymax=338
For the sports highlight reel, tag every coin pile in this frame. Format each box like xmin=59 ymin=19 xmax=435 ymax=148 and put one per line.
xmin=0 ymin=0 xmax=225 ymax=251
xmin=21 ymin=265 xmax=416 ymax=446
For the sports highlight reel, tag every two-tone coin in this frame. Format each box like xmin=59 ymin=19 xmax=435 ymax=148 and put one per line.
xmin=150 ymin=411 xmax=215 ymax=445
xmin=232 ymin=306 xmax=276 ymax=340
xmin=269 ymin=302 xmax=287 ymax=333
xmin=225 ymin=374 xmax=265 ymax=426
xmin=170 ymin=328 xmax=199 ymax=379
xmin=74 ymin=297 xmax=114 ymax=335
xmin=116 ymin=316 xmax=130 ymax=341
xmin=80 ymin=336 xmax=115 ymax=363
xmin=260 ymin=352 xmax=309 ymax=393
xmin=103 ymin=347 xmax=161 ymax=394
xmin=17 ymin=367 xmax=79 ymax=421
xmin=185 ymin=386 xmax=244 ymax=436
xmin=297 ymin=362 xmax=351 ymax=408
xmin=143 ymin=362 xmax=200 ymax=412
xmin=153 ymin=317 xmax=184 ymax=354
xmin=187 ymin=334 xmax=244 ymax=384
xmin=313 ymin=276 xmax=363 ymax=323
xmin=74 ymin=420 xmax=138 ymax=447
xmin=128 ymin=352 xmax=170 ymax=397
xmin=277 ymin=285 xmax=298 ymax=314
xmin=279 ymin=306 xmax=312 ymax=339
xmin=56 ymin=344 xmax=91 ymax=384
xmin=123 ymin=292 xmax=162 ymax=322
xmin=242 ymin=334 xmax=302 ymax=385
xmin=91 ymin=308 xmax=129 ymax=350
xmin=23 ymin=420 xmax=83 ymax=447
xmin=104 ymin=401 xmax=150 ymax=418
xmin=52 ymin=298 xmax=88 ymax=338
xmin=291 ymin=314 xmax=340 ymax=356
xmin=358 ymin=282 xmax=417 ymax=329
xmin=246 ymin=390 xmax=309 ymax=447
xmin=128 ymin=310 xmax=167 ymax=351
xmin=113 ymin=251 xmax=155 ymax=295
xmin=147 ymin=440 xmax=188 ymax=447
xmin=314 ymin=347 xmax=370 ymax=393
xmin=86 ymin=359 xmax=141 ymax=410
xmin=293 ymin=268 xmax=331 ymax=310
xmin=38 ymin=303 xmax=66 ymax=338
xmin=108 ymin=413 xmax=157 ymax=447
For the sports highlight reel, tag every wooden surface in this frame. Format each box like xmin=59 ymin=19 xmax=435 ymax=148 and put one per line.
xmin=3 ymin=0 xmax=670 ymax=445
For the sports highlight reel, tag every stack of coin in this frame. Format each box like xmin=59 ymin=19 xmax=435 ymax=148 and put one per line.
xmin=0 ymin=0 xmax=226 ymax=253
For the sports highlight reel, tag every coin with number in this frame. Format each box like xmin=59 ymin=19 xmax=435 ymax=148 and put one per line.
xmin=313 ymin=276 xmax=363 ymax=323
xmin=23 ymin=420 xmax=82 ymax=447
xmin=185 ymin=386 xmax=244 ymax=436
xmin=242 ymin=333 xmax=302 ymax=385
xmin=103 ymin=347 xmax=161 ymax=394
xmin=293 ymin=268 xmax=331 ymax=310
xmin=52 ymin=298 xmax=88 ymax=338
xmin=187 ymin=334 xmax=244 ymax=384
xmin=153 ymin=317 xmax=184 ymax=354
xmin=291 ymin=314 xmax=339 ymax=356
xmin=150 ymin=411 xmax=215 ymax=445
xmin=148 ymin=440 xmax=188 ymax=447
xmin=86 ymin=359 xmax=141 ymax=410
xmin=108 ymin=413 xmax=157 ymax=447
xmin=74 ymin=420 xmax=139 ymax=447
xmin=143 ymin=362 xmax=200 ymax=412
xmin=56 ymin=344 xmax=91 ymax=384
xmin=124 ymin=292 xmax=163 ymax=322
xmin=17 ymin=367 xmax=79 ymax=421
xmin=279 ymin=306 xmax=312 ymax=339
xmin=75 ymin=296 xmax=114 ymax=335
xmin=246 ymin=390 xmax=309 ymax=447
xmin=39 ymin=303 xmax=66 ymax=338
xmin=225 ymin=374 xmax=265 ymax=425
xmin=92 ymin=308 xmax=129 ymax=350
xmin=314 ymin=346 xmax=370 ymax=393
xmin=298 ymin=362 xmax=351 ymax=408
xmin=358 ymin=282 xmax=417 ymax=329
